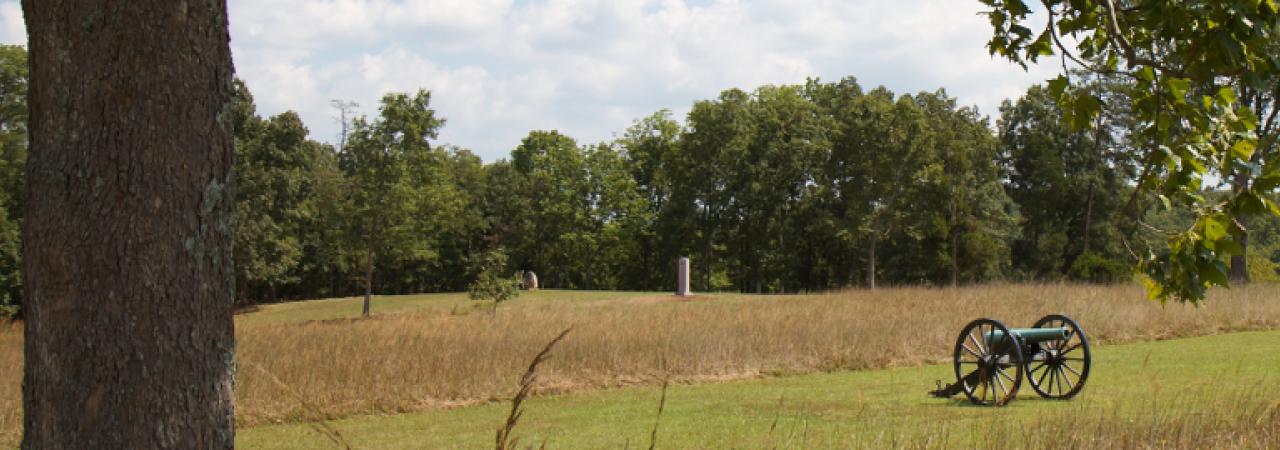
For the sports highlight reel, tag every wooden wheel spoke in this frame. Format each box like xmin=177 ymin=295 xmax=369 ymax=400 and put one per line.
xmin=1060 ymin=342 xmax=1082 ymax=355
xmin=979 ymin=372 xmax=990 ymax=403
xmin=993 ymin=372 xmax=1008 ymax=399
xmin=968 ymin=332 xmax=986 ymax=356
xmin=1062 ymin=362 xmax=1082 ymax=377
xmin=996 ymin=366 xmax=1016 ymax=384
xmin=1058 ymin=367 xmax=1074 ymax=391
xmin=962 ymin=343 xmax=982 ymax=358
xmin=1036 ymin=361 xmax=1051 ymax=387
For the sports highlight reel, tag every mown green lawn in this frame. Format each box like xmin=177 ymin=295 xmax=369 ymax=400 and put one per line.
xmin=238 ymin=329 xmax=1280 ymax=448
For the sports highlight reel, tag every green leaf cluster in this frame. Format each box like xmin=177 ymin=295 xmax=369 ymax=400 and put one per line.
xmin=467 ymin=249 xmax=521 ymax=309
xmin=980 ymin=0 xmax=1280 ymax=303
xmin=0 ymin=45 xmax=25 ymax=317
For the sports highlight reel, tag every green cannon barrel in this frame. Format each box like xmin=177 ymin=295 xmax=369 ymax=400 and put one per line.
xmin=985 ymin=327 xmax=1069 ymax=346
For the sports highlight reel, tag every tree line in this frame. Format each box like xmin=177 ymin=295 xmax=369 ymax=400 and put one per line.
xmin=1 ymin=44 xmax=1278 ymax=315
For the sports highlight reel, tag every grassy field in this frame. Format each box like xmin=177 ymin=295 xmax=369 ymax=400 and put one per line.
xmin=234 ymin=290 xmax=657 ymax=326
xmin=2 ymin=284 xmax=1280 ymax=447
xmin=238 ymin=329 xmax=1280 ymax=448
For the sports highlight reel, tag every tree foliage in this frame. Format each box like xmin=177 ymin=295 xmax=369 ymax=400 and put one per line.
xmin=2 ymin=44 xmax=1279 ymax=307
xmin=0 ymin=45 xmax=25 ymax=316
xmin=979 ymin=0 xmax=1280 ymax=302
xmin=467 ymin=249 xmax=521 ymax=313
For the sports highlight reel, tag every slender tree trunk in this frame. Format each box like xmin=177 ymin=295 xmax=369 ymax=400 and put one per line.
xmin=949 ymin=193 xmax=959 ymax=288
xmin=363 ymin=251 xmax=374 ymax=317
xmin=848 ymin=254 xmax=858 ymax=287
xmin=947 ymin=145 xmax=959 ymax=288
xmin=1082 ymin=180 xmax=1096 ymax=255
xmin=1233 ymin=230 xmax=1249 ymax=282
xmin=950 ymin=226 xmax=960 ymax=288
xmin=702 ymin=209 xmax=712 ymax=290
xmin=866 ymin=235 xmax=877 ymax=290
xmin=1230 ymin=173 xmax=1251 ymax=283
xmin=330 ymin=266 xmax=340 ymax=298
xmin=21 ymin=1 xmax=237 ymax=448
xmin=1083 ymin=111 xmax=1105 ymax=256
xmin=777 ymin=216 xmax=786 ymax=293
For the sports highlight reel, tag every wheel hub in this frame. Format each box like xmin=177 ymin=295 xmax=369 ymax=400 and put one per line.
xmin=1040 ymin=348 xmax=1061 ymax=366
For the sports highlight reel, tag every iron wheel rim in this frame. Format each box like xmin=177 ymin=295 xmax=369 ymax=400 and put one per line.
xmin=1026 ymin=314 xmax=1091 ymax=399
xmin=953 ymin=318 xmax=1023 ymax=406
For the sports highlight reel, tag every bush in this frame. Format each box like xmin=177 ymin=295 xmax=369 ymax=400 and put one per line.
xmin=1067 ymin=253 xmax=1132 ymax=284
xmin=1245 ymin=253 xmax=1279 ymax=283
xmin=468 ymin=249 xmax=522 ymax=313
xmin=0 ymin=212 xmax=20 ymax=319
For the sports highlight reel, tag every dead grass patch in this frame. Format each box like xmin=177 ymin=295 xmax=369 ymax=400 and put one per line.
xmin=1 ymin=282 xmax=1279 ymax=443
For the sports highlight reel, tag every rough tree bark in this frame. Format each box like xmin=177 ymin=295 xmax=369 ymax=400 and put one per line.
xmin=21 ymin=1 xmax=237 ymax=448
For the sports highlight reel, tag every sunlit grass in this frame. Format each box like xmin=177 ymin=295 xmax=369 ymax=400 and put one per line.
xmin=227 ymin=283 xmax=1280 ymax=429
xmin=2 ymin=283 xmax=1279 ymax=447
xmin=237 ymin=330 xmax=1280 ymax=448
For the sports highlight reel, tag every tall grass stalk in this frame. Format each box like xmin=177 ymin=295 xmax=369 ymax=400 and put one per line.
xmin=496 ymin=327 xmax=572 ymax=450
xmin=647 ymin=363 xmax=669 ymax=450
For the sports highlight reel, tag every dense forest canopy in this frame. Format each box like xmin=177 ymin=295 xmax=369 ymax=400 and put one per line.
xmin=0 ymin=43 xmax=1277 ymax=314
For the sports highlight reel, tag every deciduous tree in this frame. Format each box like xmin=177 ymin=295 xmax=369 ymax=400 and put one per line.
xmin=980 ymin=0 xmax=1280 ymax=302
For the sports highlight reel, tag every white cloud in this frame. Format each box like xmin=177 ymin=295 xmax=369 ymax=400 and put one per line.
xmin=0 ymin=0 xmax=1062 ymax=159
xmin=0 ymin=2 xmax=23 ymax=45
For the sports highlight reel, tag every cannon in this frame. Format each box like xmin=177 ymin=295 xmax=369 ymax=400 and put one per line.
xmin=928 ymin=314 xmax=1091 ymax=406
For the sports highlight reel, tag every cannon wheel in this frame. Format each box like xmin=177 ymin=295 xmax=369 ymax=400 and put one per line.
xmin=953 ymin=318 xmax=1024 ymax=406
xmin=1026 ymin=314 xmax=1091 ymax=399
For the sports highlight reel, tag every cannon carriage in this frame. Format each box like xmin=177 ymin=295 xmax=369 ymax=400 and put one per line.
xmin=929 ymin=314 xmax=1091 ymax=406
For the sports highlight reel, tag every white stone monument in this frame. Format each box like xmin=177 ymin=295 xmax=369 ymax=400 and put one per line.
xmin=524 ymin=271 xmax=538 ymax=291
xmin=676 ymin=257 xmax=690 ymax=296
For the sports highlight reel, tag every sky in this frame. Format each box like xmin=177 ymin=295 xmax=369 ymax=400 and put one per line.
xmin=0 ymin=0 xmax=1058 ymax=161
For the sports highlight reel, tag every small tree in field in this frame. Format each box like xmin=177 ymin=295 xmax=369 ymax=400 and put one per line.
xmin=469 ymin=249 xmax=522 ymax=315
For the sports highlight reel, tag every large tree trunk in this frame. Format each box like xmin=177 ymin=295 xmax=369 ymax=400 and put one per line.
xmin=21 ymin=1 xmax=236 ymax=448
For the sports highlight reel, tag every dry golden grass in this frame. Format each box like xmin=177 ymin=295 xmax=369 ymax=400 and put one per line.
xmin=1 ymin=282 xmax=1279 ymax=445
xmin=231 ymin=283 xmax=1280 ymax=427
xmin=0 ymin=321 xmax=19 ymax=446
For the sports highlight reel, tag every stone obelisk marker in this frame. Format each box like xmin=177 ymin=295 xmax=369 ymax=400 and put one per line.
xmin=676 ymin=257 xmax=691 ymax=296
